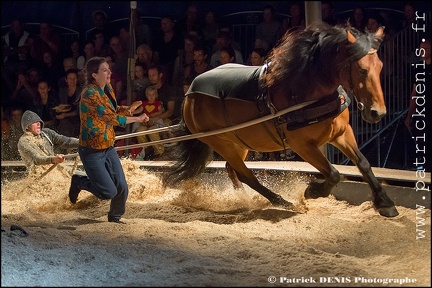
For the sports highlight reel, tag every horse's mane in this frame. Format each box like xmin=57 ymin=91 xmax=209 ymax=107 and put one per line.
xmin=265 ymin=22 xmax=383 ymax=99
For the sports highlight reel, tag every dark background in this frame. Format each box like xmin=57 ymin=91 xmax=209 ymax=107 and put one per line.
xmin=2 ymin=1 xmax=430 ymax=34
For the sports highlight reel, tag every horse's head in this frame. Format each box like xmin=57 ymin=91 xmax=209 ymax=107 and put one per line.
xmin=341 ymin=27 xmax=386 ymax=123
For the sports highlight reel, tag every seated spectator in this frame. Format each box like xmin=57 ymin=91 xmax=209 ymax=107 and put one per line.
xmin=28 ymin=79 xmax=58 ymax=129
xmin=135 ymin=43 xmax=156 ymax=76
xmin=280 ymin=2 xmax=305 ymax=38
xmin=109 ymin=35 xmax=128 ymax=102
xmin=134 ymin=64 xmax=180 ymax=159
xmin=210 ymin=31 xmax=243 ymax=67
xmin=153 ymin=15 xmax=184 ymax=83
xmin=2 ymin=19 xmax=32 ymax=96
xmin=132 ymin=86 xmax=167 ymax=160
xmin=89 ymin=10 xmax=114 ymax=45
xmin=1 ymin=105 xmax=24 ymax=161
xmin=37 ymin=50 xmax=63 ymax=93
xmin=17 ymin=110 xmax=79 ymax=176
xmin=172 ymin=33 xmax=199 ymax=88
xmin=65 ymin=38 xmax=84 ymax=63
xmin=77 ymin=40 xmax=96 ymax=72
xmin=349 ymin=6 xmax=368 ymax=32
xmin=255 ymin=4 xmax=281 ymax=51
xmin=28 ymin=21 xmax=62 ymax=65
xmin=219 ymin=46 xmax=236 ymax=65
xmin=201 ymin=10 xmax=220 ymax=54
xmin=133 ymin=63 xmax=151 ymax=101
xmin=183 ymin=45 xmax=212 ymax=81
xmin=10 ymin=67 xmax=42 ymax=110
xmin=105 ymin=55 xmax=123 ymax=102
xmin=57 ymin=57 xmax=77 ymax=89
xmin=246 ymin=47 xmax=267 ymax=66
xmin=134 ymin=10 xmax=153 ymax=47
xmin=55 ymin=69 xmax=82 ymax=137
xmin=321 ymin=1 xmax=337 ymax=26
xmin=92 ymin=30 xmax=110 ymax=57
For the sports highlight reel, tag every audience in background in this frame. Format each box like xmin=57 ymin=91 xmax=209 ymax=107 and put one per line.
xmin=1 ymin=3 xmax=428 ymax=164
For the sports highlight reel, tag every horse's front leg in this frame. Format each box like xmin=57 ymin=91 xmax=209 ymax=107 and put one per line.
xmin=289 ymin=143 xmax=341 ymax=199
xmin=331 ymin=125 xmax=399 ymax=217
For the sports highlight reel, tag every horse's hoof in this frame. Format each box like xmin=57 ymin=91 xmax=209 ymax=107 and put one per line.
xmin=377 ymin=206 xmax=399 ymax=217
xmin=271 ymin=196 xmax=295 ymax=210
xmin=304 ymin=182 xmax=330 ymax=199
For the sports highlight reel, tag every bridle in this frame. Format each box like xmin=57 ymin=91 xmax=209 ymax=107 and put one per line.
xmin=345 ymin=48 xmax=378 ymax=112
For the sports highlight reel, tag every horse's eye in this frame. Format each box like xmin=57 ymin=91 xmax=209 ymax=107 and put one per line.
xmin=358 ymin=68 xmax=368 ymax=76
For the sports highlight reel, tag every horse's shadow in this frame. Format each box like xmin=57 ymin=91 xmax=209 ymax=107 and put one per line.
xmin=124 ymin=203 xmax=299 ymax=224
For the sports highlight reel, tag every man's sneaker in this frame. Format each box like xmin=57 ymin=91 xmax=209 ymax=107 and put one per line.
xmin=69 ymin=174 xmax=81 ymax=204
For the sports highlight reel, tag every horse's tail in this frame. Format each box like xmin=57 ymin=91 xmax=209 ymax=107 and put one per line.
xmin=162 ymin=122 xmax=213 ymax=187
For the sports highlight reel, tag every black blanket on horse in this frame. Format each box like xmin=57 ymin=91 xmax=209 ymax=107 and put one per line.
xmin=186 ymin=63 xmax=264 ymax=102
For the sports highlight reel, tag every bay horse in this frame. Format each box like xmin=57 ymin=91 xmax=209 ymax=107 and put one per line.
xmin=163 ymin=23 xmax=398 ymax=217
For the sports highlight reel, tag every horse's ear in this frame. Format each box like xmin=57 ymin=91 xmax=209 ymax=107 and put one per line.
xmin=375 ymin=26 xmax=385 ymax=37
xmin=347 ymin=29 xmax=357 ymax=43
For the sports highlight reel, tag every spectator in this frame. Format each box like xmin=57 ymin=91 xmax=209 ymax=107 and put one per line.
xmin=28 ymin=21 xmax=62 ymax=65
xmin=65 ymin=38 xmax=84 ymax=63
xmin=366 ymin=12 xmax=385 ymax=33
xmin=255 ymin=4 xmax=282 ymax=51
xmin=210 ymin=31 xmax=243 ymax=67
xmin=118 ymin=25 xmax=131 ymax=53
xmin=10 ymin=67 xmax=42 ymax=110
xmin=57 ymin=57 xmax=77 ymax=89
xmin=105 ymin=55 xmax=123 ymax=103
xmin=92 ymin=30 xmax=110 ymax=57
xmin=135 ymin=43 xmax=156 ymax=76
xmin=153 ymin=15 xmax=184 ymax=83
xmin=200 ymin=10 xmax=220 ymax=53
xmin=184 ymin=45 xmax=212 ymax=81
xmin=77 ymin=40 xmax=96 ymax=72
xmin=56 ymin=69 xmax=82 ymax=137
xmin=400 ymin=2 xmax=417 ymax=30
xmin=37 ymin=50 xmax=63 ymax=93
xmin=2 ymin=19 xmax=32 ymax=96
xmin=132 ymin=85 xmax=167 ymax=160
xmin=176 ymin=3 xmax=203 ymax=38
xmin=349 ymin=6 xmax=368 ymax=32
xmin=109 ymin=36 xmax=128 ymax=101
xmin=172 ymin=33 xmax=199 ymax=87
xmin=88 ymin=10 xmax=113 ymax=45
xmin=247 ymin=47 xmax=267 ymax=66
xmin=129 ymin=62 xmax=151 ymax=104
xmin=17 ymin=110 xmax=79 ymax=176
xmin=280 ymin=1 xmax=305 ymax=38
xmin=219 ymin=46 xmax=236 ymax=65
xmin=133 ymin=10 xmax=153 ymax=47
xmin=321 ymin=1 xmax=337 ymax=26
xmin=28 ymin=79 xmax=58 ymax=129
xmin=135 ymin=64 xmax=179 ymax=159
xmin=1 ymin=105 xmax=24 ymax=161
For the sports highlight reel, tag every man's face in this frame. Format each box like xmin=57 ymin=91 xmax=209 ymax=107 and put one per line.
xmin=148 ymin=68 xmax=161 ymax=85
xmin=193 ymin=50 xmax=206 ymax=66
xmin=28 ymin=121 xmax=41 ymax=135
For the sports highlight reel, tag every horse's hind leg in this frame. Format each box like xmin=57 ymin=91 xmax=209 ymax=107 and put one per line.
xmin=207 ymin=139 xmax=294 ymax=209
xmin=225 ymin=146 xmax=248 ymax=189
xmin=331 ymin=126 xmax=398 ymax=217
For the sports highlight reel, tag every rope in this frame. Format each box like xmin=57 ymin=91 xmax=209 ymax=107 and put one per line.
xmin=63 ymin=100 xmax=318 ymax=159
